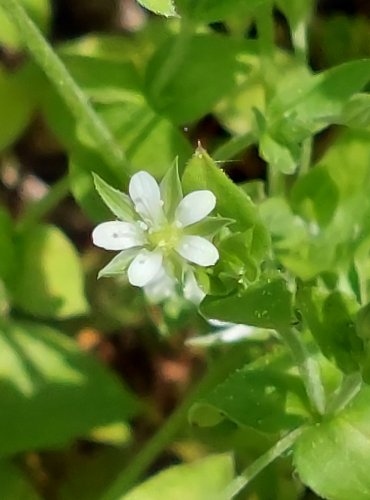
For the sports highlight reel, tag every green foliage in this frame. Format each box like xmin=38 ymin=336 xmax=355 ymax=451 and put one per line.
xmin=1 ymin=0 xmax=370 ymax=498
xmin=122 ymin=454 xmax=234 ymax=499
xmin=0 ymin=319 xmax=137 ymax=456
xmin=294 ymin=385 xmax=370 ymax=500
xmin=11 ymin=224 xmax=89 ymax=319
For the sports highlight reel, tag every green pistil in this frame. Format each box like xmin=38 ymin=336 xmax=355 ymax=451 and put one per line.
xmin=148 ymin=224 xmax=182 ymax=254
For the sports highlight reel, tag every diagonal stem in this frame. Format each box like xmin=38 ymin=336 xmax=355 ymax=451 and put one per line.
xmin=1 ymin=0 xmax=130 ymax=181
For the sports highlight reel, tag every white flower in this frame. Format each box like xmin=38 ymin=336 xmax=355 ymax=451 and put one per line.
xmin=92 ymin=169 xmax=220 ymax=294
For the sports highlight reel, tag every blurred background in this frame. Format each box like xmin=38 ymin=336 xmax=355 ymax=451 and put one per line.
xmin=0 ymin=0 xmax=369 ymax=499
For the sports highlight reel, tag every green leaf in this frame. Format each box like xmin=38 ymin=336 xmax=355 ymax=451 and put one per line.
xmin=267 ymin=60 xmax=370 ymax=144
xmin=290 ymin=165 xmax=339 ymax=226
xmin=276 ymin=0 xmax=313 ymax=27
xmin=190 ymin=365 xmax=309 ymax=433
xmin=160 ymin=158 xmax=183 ymax=220
xmin=177 ymin=0 xmax=269 ymax=22
xmin=98 ymin=250 xmax=137 ymax=279
xmin=93 ymin=174 xmax=136 ymax=222
xmin=294 ymin=384 xmax=370 ymax=500
xmin=146 ymin=35 xmax=255 ymax=124
xmin=137 ymin=0 xmax=178 ymax=17
xmin=182 ymin=146 xmax=262 ymax=232
xmin=122 ymin=454 xmax=234 ymax=500
xmin=0 ymin=319 xmax=137 ymax=456
xmin=259 ymin=132 xmax=298 ymax=175
xmin=201 ymin=276 xmax=293 ymax=329
xmin=12 ymin=224 xmax=89 ymax=319
xmin=0 ymin=460 xmax=41 ymax=499
xmin=0 ymin=67 xmax=34 ymax=151
xmin=339 ymin=93 xmax=370 ymax=129
xmin=297 ymin=285 xmax=363 ymax=374
xmin=0 ymin=0 xmax=50 ymax=49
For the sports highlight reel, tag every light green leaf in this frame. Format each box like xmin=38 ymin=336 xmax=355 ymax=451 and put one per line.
xmin=339 ymin=93 xmax=370 ymax=129
xmin=201 ymin=275 xmax=293 ymax=329
xmin=185 ymin=217 xmax=233 ymax=237
xmin=0 ymin=319 xmax=137 ymax=456
xmin=137 ymin=0 xmax=178 ymax=17
xmin=177 ymin=0 xmax=269 ymax=22
xmin=122 ymin=454 xmax=234 ymax=500
xmin=259 ymin=132 xmax=298 ymax=174
xmin=0 ymin=0 xmax=50 ymax=49
xmin=182 ymin=146 xmax=262 ymax=232
xmin=12 ymin=224 xmax=89 ymax=319
xmin=93 ymin=174 xmax=136 ymax=222
xmin=294 ymin=384 xmax=370 ymax=500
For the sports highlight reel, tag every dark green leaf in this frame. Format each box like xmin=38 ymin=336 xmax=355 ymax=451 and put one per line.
xmin=201 ymin=276 xmax=293 ymax=329
xmin=190 ymin=365 xmax=309 ymax=433
xmin=0 ymin=319 xmax=137 ymax=456
xmin=177 ymin=0 xmax=269 ymax=22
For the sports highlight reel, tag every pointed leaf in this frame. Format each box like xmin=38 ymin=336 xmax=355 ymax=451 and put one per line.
xmin=137 ymin=0 xmax=178 ymax=17
xmin=160 ymin=158 xmax=183 ymax=220
xmin=98 ymin=249 xmax=138 ymax=279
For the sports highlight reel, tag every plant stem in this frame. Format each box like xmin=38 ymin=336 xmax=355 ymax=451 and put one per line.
xmin=101 ymin=353 xmax=246 ymax=500
xmin=278 ymin=327 xmax=326 ymax=415
xmin=213 ymin=132 xmax=255 ymax=162
xmin=1 ymin=0 xmax=129 ymax=181
xmin=326 ymin=372 xmax=362 ymax=416
xmin=222 ymin=426 xmax=305 ymax=499
xmin=255 ymin=1 xmax=275 ymax=101
xmin=17 ymin=175 xmax=70 ymax=229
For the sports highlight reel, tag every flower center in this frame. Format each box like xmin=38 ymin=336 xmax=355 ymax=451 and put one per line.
xmin=148 ymin=223 xmax=182 ymax=254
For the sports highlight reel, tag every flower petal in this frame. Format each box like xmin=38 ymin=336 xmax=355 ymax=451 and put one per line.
xmin=176 ymin=235 xmax=219 ymax=266
xmin=92 ymin=221 xmax=146 ymax=251
xmin=183 ymin=270 xmax=205 ymax=304
xmin=144 ymin=267 xmax=176 ymax=303
xmin=175 ymin=190 xmax=216 ymax=227
xmin=127 ymin=249 xmax=163 ymax=287
xmin=129 ymin=171 xmax=164 ymax=227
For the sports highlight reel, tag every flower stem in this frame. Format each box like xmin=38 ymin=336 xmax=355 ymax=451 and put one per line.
xmin=1 ymin=0 xmax=130 ymax=181
xmin=278 ymin=327 xmax=326 ymax=415
xmin=222 ymin=426 xmax=305 ymax=499
xmin=101 ymin=353 xmax=246 ymax=500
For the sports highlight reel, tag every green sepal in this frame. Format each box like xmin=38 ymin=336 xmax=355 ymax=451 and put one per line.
xmin=160 ymin=158 xmax=183 ymax=221
xmin=98 ymin=249 xmax=137 ymax=279
xmin=184 ymin=217 xmax=234 ymax=237
xmin=93 ymin=173 xmax=136 ymax=222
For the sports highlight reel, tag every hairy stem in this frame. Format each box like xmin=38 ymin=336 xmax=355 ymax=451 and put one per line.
xmin=222 ymin=426 xmax=305 ymax=499
xmin=279 ymin=327 xmax=326 ymax=415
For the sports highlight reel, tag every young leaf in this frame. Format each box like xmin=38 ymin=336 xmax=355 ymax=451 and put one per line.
xmin=201 ymin=275 xmax=293 ymax=329
xmin=93 ymin=173 xmax=137 ymax=222
xmin=98 ymin=249 xmax=137 ymax=279
xmin=137 ymin=0 xmax=178 ymax=17
xmin=294 ymin=385 xmax=370 ymax=500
